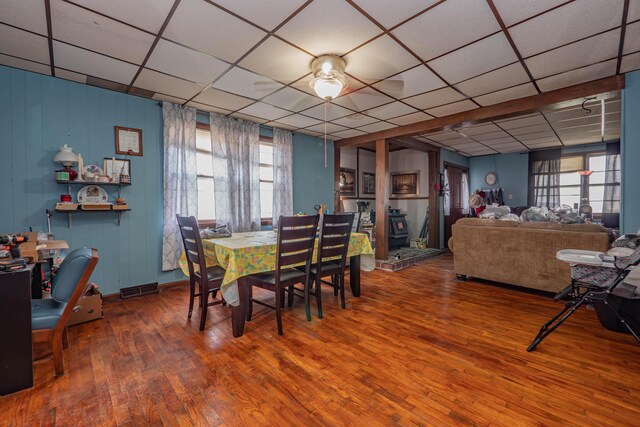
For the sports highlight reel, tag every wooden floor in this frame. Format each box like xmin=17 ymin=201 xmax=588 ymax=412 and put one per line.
xmin=2 ymin=254 xmax=640 ymax=426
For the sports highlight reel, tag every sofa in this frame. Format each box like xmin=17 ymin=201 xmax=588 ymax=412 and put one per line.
xmin=448 ymin=218 xmax=610 ymax=293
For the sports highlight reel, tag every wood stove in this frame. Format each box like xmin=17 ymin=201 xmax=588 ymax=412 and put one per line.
xmin=389 ymin=211 xmax=409 ymax=250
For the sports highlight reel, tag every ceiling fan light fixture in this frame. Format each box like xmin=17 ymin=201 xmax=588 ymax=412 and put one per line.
xmin=310 ymin=55 xmax=348 ymax=100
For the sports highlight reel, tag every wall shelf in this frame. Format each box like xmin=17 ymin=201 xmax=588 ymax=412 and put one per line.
xmin=54 ymin=208 xmax=131 ymax=228
xmin=56 ymin=180 xmax=130 ymax=199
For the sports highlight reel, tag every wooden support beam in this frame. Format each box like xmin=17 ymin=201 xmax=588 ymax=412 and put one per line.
xmin=375 ymin=139 xmax=389 ymax=260
xmin=334 ymin=146 xmax=341 ymax=212
xmin=389 ymin=137 xmax=440 ymax=153
xmin=427 ymin=150 xmax=440 ymax=249
xmin=336 ymin=75 xmax=625 ymax=148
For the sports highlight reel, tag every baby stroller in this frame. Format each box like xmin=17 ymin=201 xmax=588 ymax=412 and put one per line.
xmin=528 ymin=246 xmax=640 ymax=351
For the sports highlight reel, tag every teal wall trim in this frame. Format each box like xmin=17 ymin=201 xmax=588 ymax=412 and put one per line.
xmin=622 ymin=70 xmax=640 ymax=234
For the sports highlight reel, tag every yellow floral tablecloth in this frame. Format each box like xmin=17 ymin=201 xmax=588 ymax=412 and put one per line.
xmin=179 ymin=231 xmax=374 ymax=306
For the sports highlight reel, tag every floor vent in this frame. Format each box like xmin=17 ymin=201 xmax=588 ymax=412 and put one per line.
xmin=120 ymin=282 xmax=159 ymax=299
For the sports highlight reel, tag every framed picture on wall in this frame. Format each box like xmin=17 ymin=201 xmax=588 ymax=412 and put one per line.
xmin=115 ymin=126 xmax=143 ymax=156
xmin=362 ymin=172 xmax=375 ymax=195
xmin=339 ymin=168 xmax=356 ymax=196
xmin=104 ymin=158 xmax=131 ymax=183
xmin=391 ymin=170 xmax=419 ymax=197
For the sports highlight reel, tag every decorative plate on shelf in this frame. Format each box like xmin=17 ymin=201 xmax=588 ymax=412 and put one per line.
xmin=83 ymin=164 xmax=103 ymax=179
xmin=77 ymin=185 xmax=108 ymax=204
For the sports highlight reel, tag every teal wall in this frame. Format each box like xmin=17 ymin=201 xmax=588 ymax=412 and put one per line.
xmin=292 ymin=133 xmax=335 ymax=214
xmin=469 ymin=153 xmax=529 ymax=206
xmin=622 ymin=70 xmax=640 ymax=234
xmin=0 ymin=65 xmax=184 ymax=295
xmin=0 ymin=66 xmax=334 ymax=294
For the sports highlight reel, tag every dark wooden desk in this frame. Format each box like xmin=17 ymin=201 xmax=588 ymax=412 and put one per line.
xmin=0 ymin=264 xmax=33 ymax=395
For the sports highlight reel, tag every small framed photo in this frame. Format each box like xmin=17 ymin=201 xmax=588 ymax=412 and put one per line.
xmin=391 ymin=170 xmax=419 ymax=197
xmin=339 ymin=168 xmax=356 ymax=196
xmin=115 ymin=126 xmax=143 ymax=156
xmin=104 ymin=158 xmax=131 ymax=183
xmin=361 ymin=172 xmax=375 ymax=195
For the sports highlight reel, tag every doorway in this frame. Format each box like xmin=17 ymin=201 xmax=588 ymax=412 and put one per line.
xmin=444 ymin=163 xmax=469 ymax=244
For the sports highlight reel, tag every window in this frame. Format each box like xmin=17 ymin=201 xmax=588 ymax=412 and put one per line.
xmin=195 ymin=123 xmax=274 ymax=225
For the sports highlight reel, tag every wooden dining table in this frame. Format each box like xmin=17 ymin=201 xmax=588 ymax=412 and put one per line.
xmin=179 ymin=230 xmax=375 ymax=337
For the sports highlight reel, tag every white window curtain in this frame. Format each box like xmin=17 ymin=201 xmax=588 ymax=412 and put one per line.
xmin=161 ymin=102 xmax=198 ymax=271
xmin=461 ymin=172 xmax=470 ymax=215
xmin=272 ymin=128 xmax=293 ymax=227
xmin=210 ymin=113 xmax=261 ymax=232
xmin=443 ymin=169 xmax=450 ymax=216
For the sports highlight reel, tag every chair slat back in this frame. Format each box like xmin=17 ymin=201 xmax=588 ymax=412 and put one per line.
xmin=276 ymin=215 xmax=319 ymax=280
xmin=57 ymin=248 xmax=99 ymax=334
xmin=176 ymin=215 xmax=207 ymax=279
xmin=318 ymin=214 xmax=354 ymax=274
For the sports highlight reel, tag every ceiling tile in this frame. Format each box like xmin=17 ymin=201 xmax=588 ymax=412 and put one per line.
xmin=296 ymin=129 xmax=323 ymax=137
xmin=525 ymin=29 xmax=620 ymax=79
xmin=213 ymin=66 xmax=284 ymax=99
xmin=526 ymin=140 xmax=562 ymax=148
xmin=516 ymin=130 xmax=557 ymax=141
xmin=0 ymin=0 xmax=47 ymax=35
xmin=54 ymin=41 xmax=138 ymax=84
xmin=473 ymin=83 xmax=538 ymax=106
xmin=509 ymin=0 xmax=624 ymax=57
xmin=135 ymin=68 xmax=204 ymax=99
xmin=374 ymin=65 xmax=445 ymax=98
xmin=301 ymin=102 xmax=353 ymax=121
xmin=460 ymin=123 xmax=501 ymax=136
xmin=351 ymin=0 xmax=440 ymax=29
xmin=0 ymin=24 xmax=50 ymax=64
xmin=493 ymin=0 xmax=567 ymax=27
xmin=261 ymin=87 xmax=321 ymax=112
xmin=363 ymin=101 xmax=417 ymax=120
xmin=357 ymin=121 xmax=398 ymax=133
xmin=54 ymin=68 xmax=86 ymax=84
xmin=483 ymin=137 xmax=521 ymax=145
xmin=403 ymin=87 xmax=465 ymax=110
xmin=472 ymin=131 xmax=510 ymax=141
xmin=192 ymin=87 xmax=254 ymax=111
xmin=305 ymin=122 xmax=349 ymax=134
xmin=229 ymin=111 xmax=269 ymax=124
xmin=454 ymin=62 xmax=530 ymax=97
xmin=239 ymin=36 xmax=313 ymax=84
xmin=164 ymin=0 xmax=266 ymax=63
xmin=333 ymin=87 xmax=394 ymax=111
xmin=333 ymin=113 xmax=379 ymax=128
xmin=275 ymin=114 xmax=322 ymax=128
xmin=426 ymin=131 xmax=462 ymax=142
xmin=536 ymin=59 xmax=617 ymax=92
xmin=0 ymin=54 xmax=50 ymax=75
xmin=508 ymin=123 xmax=553 ymax=136
xmin=70 ymin=0 xmax=175 ymax=33
xmin=621 ymin=52 xmax=640 ymax=74
xmin=497 ymin=114 xmax=547 ymax=129
xmin=388 ymin=111 xmax=432 ymax=126
xmin=623 ymin=21 xmax=640 ymax=54
xmin=428 ymin=33 xmax=518 ymax=84
xmin=392 ymin=0 xmax=500 ymax=61
xmin=265 ymin=121 xmax=298 ymax=131
xmin=152 ymin=93 xmax=188 ymax=105
xmin=238 ymin=102 xmax=290 ymax=121
xmin=212 ymin=0 xmax=307 ymax=31
xmin=344 ymin=35 xmax=420 ymax=83
xmin=330 ymin=129 xmax=367 ymax=139
xmin=276 ymin=0 xmax=381 ymax=56
xmin=146 ymin=39 xmax=229 ymax=85
xmin=51 ymin=1 xmax=155 ymax=64
xmin=629 ymin=0 xmax=640 ymax=22
xmin=426 ymin=99 xmax=477 ymax=117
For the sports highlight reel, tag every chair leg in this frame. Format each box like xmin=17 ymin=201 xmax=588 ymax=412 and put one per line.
xmin=339 ymin=273 xmax=346 ymax=309
xmin=52 ymin=331 xmax=65 ymax=376
xmin=316 ymin=277 xmax=323 ymax=319
xmin=527 ymin=298 xmax=587 ymax=351
xmin=304 ymin=279 xmax=311 ymax=322
xmin=188 ymin=277 xmax=196 ymax=318
xmin=333 ymin=274 xmax=338 ymax=296
xmin=246 ymin=285 xmax=253 ymax=322
xmin=603 ymin=297 xmax=640 ymax=344
xmin=62 ymin=327 xmax=69 ymax=349
xmin=287 ymin=285 xmax=294 ymax=308
xmin=199 ymin=281 xmax=208 ymax=331
xmin=275 ymin=286 xmax=283 ymax=335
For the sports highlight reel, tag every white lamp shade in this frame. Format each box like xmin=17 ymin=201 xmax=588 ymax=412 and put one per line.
xmin=313 ymin=77 xmax=344 ymax=100
xmin=53 ymin=144 xmax=78 ymax=166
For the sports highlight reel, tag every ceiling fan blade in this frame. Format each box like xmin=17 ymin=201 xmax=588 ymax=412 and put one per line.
xmin=374 ymin=79 xmax=404 ymax=98
xmin=334 ymin=93 xmax=362 ymax=112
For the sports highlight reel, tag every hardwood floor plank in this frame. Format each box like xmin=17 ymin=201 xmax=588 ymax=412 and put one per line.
xmin=1 ymin=253 xmax=639 ymax=426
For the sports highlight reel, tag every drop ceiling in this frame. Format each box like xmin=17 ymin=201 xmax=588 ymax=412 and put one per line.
xmin=0 ymin=0 xmax=636 ymax=149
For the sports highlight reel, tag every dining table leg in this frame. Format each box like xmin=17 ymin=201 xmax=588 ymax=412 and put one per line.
xmin=349 ymin=255 xmax=361 ymax=297
xmin=231 ymin=277 xmax=249 ymax=337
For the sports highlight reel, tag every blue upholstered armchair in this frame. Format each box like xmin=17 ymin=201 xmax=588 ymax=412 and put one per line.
xmin=31 ymin=247 xmax=99 ymax=376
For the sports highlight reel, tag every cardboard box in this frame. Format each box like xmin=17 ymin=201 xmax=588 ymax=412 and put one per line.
xmin=68 ymin=289 xmax=103 ymax=326
xmin=18 ymin=232 xmax=38 ymax=262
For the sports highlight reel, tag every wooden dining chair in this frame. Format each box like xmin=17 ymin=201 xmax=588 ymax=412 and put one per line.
xmin=176 ymin=215 xmax=226 ymax=331
xmin=31 ymin=247 xmax=99 ymax=376
xmin=244 ymin=215 xmax=319 ymax=335
xmin=290 ymin=213 xmax=354 ymax=319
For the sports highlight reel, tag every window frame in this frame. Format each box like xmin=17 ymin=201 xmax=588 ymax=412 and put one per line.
xmin=194 ymin=121 xmax=274 ymax=227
